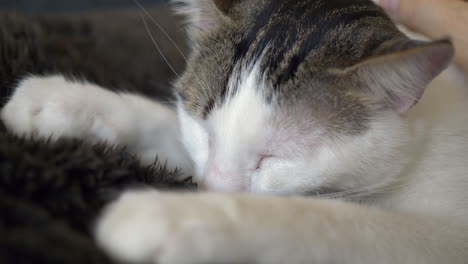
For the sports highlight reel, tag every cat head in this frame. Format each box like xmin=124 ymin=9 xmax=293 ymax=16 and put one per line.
xmin=173 ymin=0 xmax=453 ymax=196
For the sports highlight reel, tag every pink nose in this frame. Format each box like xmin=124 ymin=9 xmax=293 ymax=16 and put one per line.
xmin=201 ymin=163 xmax=246 ymax=192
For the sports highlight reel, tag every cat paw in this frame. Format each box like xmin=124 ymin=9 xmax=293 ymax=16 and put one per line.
xmin=95 ymin=191 xmax=243 ymax=264
xmin=1 ymin=75 xmax=130 ymax=143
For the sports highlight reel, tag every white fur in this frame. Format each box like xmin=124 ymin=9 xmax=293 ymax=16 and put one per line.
xmin=2 ymin=22 xmax=468 ymax=264
xmin=199 ymin=65 xmax=274 ymax=191
xmin=1 ymin=75 xmax=193 ymax=175
xmin=4 ymin=65 xmax=466 ymax=264
xmin=177 ymin=100 xmax=209 ymax=176
xmin=178 ymin=63 xmax=410 ymax=195
xmin=97 ymin=61 xmax=468 ymax=263
xmin=96 ymin=190 xmax=468 ymax=264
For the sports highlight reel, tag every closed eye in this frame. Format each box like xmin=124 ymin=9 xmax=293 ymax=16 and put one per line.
xmin=255 ymin=155 xmax=274 ymax=170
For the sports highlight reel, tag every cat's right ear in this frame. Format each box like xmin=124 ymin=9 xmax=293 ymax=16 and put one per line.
xmin=172 ymin=0 xmax=237 ymax=36
xmin=344 ymin=39 xmax=454 ymax=113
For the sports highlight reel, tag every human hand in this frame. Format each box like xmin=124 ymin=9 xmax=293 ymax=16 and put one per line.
xmin=377 ymin=0 xmax=468 ymax=73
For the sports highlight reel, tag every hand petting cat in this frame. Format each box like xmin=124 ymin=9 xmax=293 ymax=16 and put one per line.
xmin=377 ymin=0 xmax=468 ymax=72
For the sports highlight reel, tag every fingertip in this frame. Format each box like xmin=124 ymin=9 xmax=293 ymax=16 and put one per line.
xmin=376 ymin=0 xmax=400 ymax=19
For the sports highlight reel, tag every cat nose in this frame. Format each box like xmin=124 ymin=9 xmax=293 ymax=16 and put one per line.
xmin=201 ymin=163 xmax=247 ymax=192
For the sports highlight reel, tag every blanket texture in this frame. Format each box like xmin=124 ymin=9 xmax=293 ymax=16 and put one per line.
xmin=0 ymin=7 xmax=194 ymax=263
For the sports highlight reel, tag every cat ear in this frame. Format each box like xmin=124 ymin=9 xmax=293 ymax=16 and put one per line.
xmin=172 ymin=0 xmax=236 ymax=33
xmin=348 ymin=39 xmax=454 ymax=113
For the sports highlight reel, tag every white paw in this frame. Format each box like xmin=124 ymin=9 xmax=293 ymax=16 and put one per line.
xmin=1 ymin=75 xmax=131 ymax=144
xmin=95 ymin=191 xmax=245 ymax=264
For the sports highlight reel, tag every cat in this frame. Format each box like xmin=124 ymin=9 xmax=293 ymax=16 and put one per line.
xmin=2 ymin=0 xmax=468 ymax=263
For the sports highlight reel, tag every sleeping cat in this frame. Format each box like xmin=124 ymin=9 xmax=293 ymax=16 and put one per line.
xmin=2 ymin=0 xmax=468 ymax=263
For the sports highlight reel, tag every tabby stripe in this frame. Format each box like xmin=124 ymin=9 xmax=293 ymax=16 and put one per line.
xmin=276 ymin=10 xmax=382 ymax=86
xmin=203 ymin=97 xmax=216 ymax=119
xmin=207 ymin=0 xmax=383 ymax=117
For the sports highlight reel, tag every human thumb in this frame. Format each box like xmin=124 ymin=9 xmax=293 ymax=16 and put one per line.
xmin=376 ymin=0 xmax=401 ymax=19
xmin=377 ymin=0 xmax=468 ymax=72
xmin=376 ymin=0 xmax=464 ymax=36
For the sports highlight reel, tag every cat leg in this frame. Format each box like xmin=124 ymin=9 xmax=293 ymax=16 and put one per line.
xmin=96 ymin=190 xmax=468 ymax=264
xmin=1 ymin=75 xmax=192 ymax=174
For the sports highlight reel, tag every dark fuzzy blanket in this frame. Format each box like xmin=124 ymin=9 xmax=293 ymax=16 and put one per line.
xmin=0 ymin=7 xmax=194 ymax=263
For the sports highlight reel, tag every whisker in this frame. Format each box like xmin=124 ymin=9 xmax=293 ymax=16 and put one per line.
xmin=133 ymin=0 xmax=188 ymax=62
xmin=134 ymin=1 xmax=225 ymax=112
xmin=315 ymin=178 xmax=403 ymax=200
xmin=139 ymin=12 xmax=181 ymax=78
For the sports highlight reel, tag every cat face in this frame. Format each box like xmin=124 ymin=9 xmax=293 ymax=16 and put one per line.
xmin=174 ymin=0 xmax=453 ymax=196
xmin=177 ymin=64 xmax=409 ymax=195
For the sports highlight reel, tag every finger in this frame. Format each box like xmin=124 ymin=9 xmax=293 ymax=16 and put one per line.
xmin=377 ymin=0 xmax=463 ymax=37
xmin=377 ymin=0 xmax=468 ymax=72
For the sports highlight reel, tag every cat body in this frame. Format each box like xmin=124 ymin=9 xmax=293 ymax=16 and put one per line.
xmin=2 ymin=0 xmax=468 ymax=263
